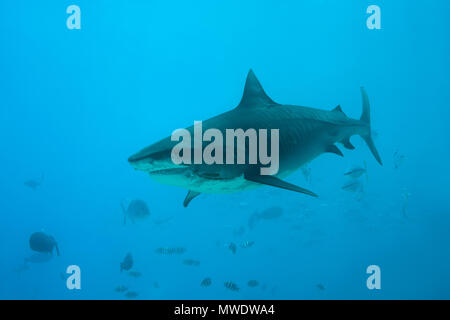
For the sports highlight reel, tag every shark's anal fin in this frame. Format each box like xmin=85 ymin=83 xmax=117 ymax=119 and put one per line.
xmin=244 ymin=172 xmax=318 ymax=197
xmin=183 ymin=191 xmax=201 ymax=208
xmin=342 ymin=138 xmax=355 ymax=150
xmin=325 ymin=144 xmax=344 ymax=157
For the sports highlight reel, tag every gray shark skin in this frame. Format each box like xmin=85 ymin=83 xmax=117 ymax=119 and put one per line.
xmin=128 ymin=70 xmax=382 ymax=207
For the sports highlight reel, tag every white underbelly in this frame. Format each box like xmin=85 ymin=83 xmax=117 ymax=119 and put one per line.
xmin=150 ymin=173 xmax=260 ymax=194
xmin=149 ymin=165 xmax=302 ymax=194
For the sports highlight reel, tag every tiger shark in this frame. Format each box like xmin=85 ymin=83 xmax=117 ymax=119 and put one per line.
xmin=128 ymin=70 xmax=382 ymax=207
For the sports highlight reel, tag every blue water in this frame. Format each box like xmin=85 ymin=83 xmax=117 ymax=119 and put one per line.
xmin=1 ymin=1 xmax=449 ymax=299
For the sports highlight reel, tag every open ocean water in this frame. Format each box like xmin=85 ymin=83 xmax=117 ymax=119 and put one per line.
xmin=0 ymin=1 xmax=449 ymax=300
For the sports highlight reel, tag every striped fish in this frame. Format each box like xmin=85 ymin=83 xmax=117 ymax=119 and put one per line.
xmin=228 ymin=242 xmax=237 ymax=254
xmin=201 ymin=277 xmax=212 ymax=287
xmin=240 ymin=240 xmax=255 ymax=248
xmin=224 ymin=281 xmax=239 ymax=292
xmin=183 ymin=259 xmax=200 ymax=266
xmin=155 ymin=247 xmax=186 ymax=255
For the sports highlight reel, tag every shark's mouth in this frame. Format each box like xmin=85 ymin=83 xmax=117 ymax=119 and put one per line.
xmin=149 ymin=167 xmax=229 ymax=181
xmin=149 ymin=167 xmax=190 ymax=176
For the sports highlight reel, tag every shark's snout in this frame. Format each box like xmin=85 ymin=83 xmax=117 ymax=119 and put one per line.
xmin=128 ymin=153 xmax=153 ymax=164
xmin=128 ymin=143 xmax=164 ymax=164
xmin=127 ymin=149 xmax=156 ymax=173
xmin=128 ymin=145 xmax=181 ymax=174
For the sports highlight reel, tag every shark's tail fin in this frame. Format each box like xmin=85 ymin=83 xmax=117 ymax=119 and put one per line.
xmin=359 ymin=87 xmax=382 ymax=165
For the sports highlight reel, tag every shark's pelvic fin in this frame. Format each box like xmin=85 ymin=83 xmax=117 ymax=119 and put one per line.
xmin=341 ymin=138 xmax=355 ymax=150
xmin=183 ymin=190 xmax=201 ymax=207
xmin=237 ymin=69 xmax=278 ymax=109
xmin=325 ymin=144 xmax=344 ymax=157
xmin=244 ymin=172 xmax=318 ymax=197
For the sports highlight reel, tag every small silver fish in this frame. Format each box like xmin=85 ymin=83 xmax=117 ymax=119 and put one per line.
xmin=155 ymin=247 xmax=186 ymax=255
xmin=24 ymin=173 xmax=44 ymax=190
xmin=257 ymin=207 xmax=283 ymax=220
xmin=341 ymin=180 xmax=363 ymax=192
xmin=240 ymin=241 xmax=255 ymax=248
xmin=249 ymin=207 xmax=284 ymax=228
xmin=120 ymin=253 xmax=133 ymax=272
xmin=125 ymin=291 xmax=139 ymax=299
xmin=228 ymin=242 xmax=237 ymax=254
xmin=344 ymin=167 xmax=366 ymax=179
xmin=393 ymin=150 xmax=405 ymax=169
xmin=128 ymin=270 xmax=142 ymax=278
xmin=248 ymin=280 xmax=259 ymax=287
xmin=183 ymin=259 xmax=200 ymax=266
xmin=115 ymin=285 xmax=128 ymax=293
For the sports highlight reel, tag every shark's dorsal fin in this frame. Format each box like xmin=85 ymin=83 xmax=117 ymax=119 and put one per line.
xmin=183 ymin=190 xmax=201 ymax=207
xmin=244 ymin=172 xmax=318 ymax=197
xmin=237 ymin=69 xmax=277 ymax=109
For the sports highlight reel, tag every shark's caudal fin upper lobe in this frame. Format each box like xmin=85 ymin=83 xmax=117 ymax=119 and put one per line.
xmin=359 ymin=87 xmax=382 ymax=165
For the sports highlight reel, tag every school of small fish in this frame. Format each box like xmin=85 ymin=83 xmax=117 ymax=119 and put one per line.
xmin=20 ymin=155 xmax=410 ymax=299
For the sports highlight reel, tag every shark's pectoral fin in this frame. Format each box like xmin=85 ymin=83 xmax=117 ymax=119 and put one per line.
xmin=325 ymin=144 xmax=344 ymax=157
xmin=342 ymin=138 xmax=355 ymax=150
xmin=244 ymin=172 xmax=318 ymax=197
xmin=183 ymin=190 xmax=201 ymax=207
